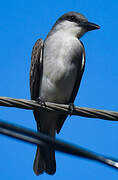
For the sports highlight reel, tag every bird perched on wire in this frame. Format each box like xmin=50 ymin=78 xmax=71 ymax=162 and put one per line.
xmin=30 ymin=11 xmax=100 ymax=175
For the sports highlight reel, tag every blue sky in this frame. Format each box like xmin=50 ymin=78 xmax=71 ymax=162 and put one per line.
xmin=0 ymin=0 xmax=118 ymax=179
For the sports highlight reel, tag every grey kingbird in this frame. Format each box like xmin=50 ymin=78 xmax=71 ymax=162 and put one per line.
xmin=30 ymin=11 xmax=100 ymax=175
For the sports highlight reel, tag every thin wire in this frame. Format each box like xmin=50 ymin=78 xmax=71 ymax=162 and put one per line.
xmin=0 ymin=120 xmax=118 ymax=170
xmin=0 ymin=96 xmax=118 ymax=121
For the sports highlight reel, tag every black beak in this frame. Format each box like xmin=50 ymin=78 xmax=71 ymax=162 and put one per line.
xmin=80 ymin=21 xmax=100 ymax=31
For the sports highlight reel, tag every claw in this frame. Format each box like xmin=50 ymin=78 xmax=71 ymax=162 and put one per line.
xmin=36 ymin=97 xmax=46 ymax=107
xmin=68 ymin=103 xmax=75 ymax=116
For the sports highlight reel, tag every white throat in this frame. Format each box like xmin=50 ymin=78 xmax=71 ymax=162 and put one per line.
xmin=53 ymin=20 xmax=86 ymax=39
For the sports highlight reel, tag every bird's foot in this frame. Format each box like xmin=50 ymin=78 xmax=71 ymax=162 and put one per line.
xmin=68 ymin=103 xmax=75 ymax=116
xmin=36 ymin=97 xmax=46 ymax=107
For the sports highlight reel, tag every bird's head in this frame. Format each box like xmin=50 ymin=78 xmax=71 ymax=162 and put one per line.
xmin=52 ymin=11 xmax=100 ymax=38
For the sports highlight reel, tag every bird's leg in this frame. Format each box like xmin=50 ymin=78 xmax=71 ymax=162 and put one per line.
xmin=36 ymin=97 xmax=46 ymax=107
xmin=68 ymin=103 xmax=75 ymax=116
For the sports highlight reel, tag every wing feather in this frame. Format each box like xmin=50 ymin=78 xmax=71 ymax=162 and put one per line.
xmin=30 ymin=39 xmax=44 ymax=127
xmin=30 ymin=39 xmax=44 ymax=100
xmin=57 ymin=41 xmax=86 ymax=133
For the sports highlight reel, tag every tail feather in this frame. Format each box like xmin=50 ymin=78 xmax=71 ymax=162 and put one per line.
xmin=44 ymin=147 xmax=56 ymax=175
xmin=33 ymin=146 xmax=56 ymax=175
xmin=33 ymin=146 xmax=45 ymax=175
xmin=33 ymin=111 xmax=57 ymax=175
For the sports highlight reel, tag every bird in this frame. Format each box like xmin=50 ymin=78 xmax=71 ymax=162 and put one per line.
xmin=30 ymin=11 xmax=100 ymax=175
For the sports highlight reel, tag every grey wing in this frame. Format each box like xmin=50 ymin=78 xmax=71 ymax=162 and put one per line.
xmin=69 ymin=41 xmax=85 ymax=103
xmin=57 ymin=41 xmax=86 ymax=134
xmin=30 ymin=38 xmax=44 ymax=100
xmin=30 ymin=39 xmax=44 ymax=127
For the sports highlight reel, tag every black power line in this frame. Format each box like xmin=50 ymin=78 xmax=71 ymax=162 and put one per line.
xmin=0 ymin=96 xmax=118 ymax=121
xmin=0 ymin=120 xmax=118 ymax=170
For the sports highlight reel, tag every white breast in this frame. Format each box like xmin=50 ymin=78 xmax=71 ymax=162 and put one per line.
xmin=39 ymin=32 xmax=83 ymax=103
